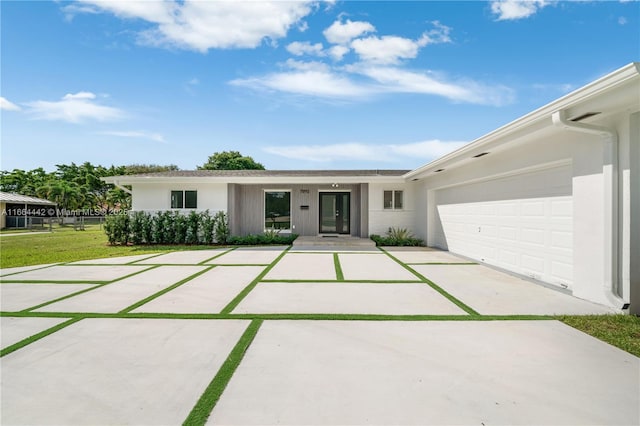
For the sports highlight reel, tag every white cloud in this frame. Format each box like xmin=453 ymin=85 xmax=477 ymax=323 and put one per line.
xmin=263 ymin=139 xmax=468 ymax=163
xmin=24 ymin=92 xmax=124 ymax=123
xmin=230 ymin=68 xmax=372 ymax=99
xmin=490 ymin=0 xmax=552 ymax=21
xmin=328 ymin=45 xmax=350 ymax=61
xmin=286 ymin=41 xmax=325 ymax=56
xmin=618 ymin=16 xmax=628 ymax=25
xmin=98 ymin=130 xmax=165 ymax=143
xmin=419 ymin=21 xmax=452 ymax=45
xmin=1 ymin=96 xmax=21 ymax=111
xmin=323 ymin=18 xmax=375 ymax=45
xmin=351 ymin=35 xmax=426 ymax=65
xmin=284 ymin=59 xmax=330 ymax=72
xmin=345 ymin=21 xmax=450 ymax=65
xmin=233 ymin=60 xmax=513 ymax=106
xmin=353 ymin=66 xmax=514 ymax=105
xmin=71 ymin=0 xmax=317 ymax=52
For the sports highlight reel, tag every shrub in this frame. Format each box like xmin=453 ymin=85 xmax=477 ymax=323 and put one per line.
xmin=201 ymin=210 xmax=215 ymax=245
xmin=370 ymin=227 xmax=424 ymax=247
xmin=104 ymin=214 xmax=130 ymax=245
xmin=185 ymin=210 xmax=201 ymax=245
xmin=213 ymin=211 xmax=229 ymax=244
xmin=130 ymin=211 xmax=146 ymax=245
xmin=227 ymin=232 xmax=298 ymax=246
xmin=104 ymin=210 xmax=298 ymax=246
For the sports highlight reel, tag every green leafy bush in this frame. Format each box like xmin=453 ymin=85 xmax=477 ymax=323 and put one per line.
xmin=213 ymin=211 xmax=229 ymax=244
xmin=104 ymin=210 xmax=297 ymax=246
xmin=370 ymin=227 xmax=424 ymax=246
xmin=185 ymin=210 xmax=200 ymax=244
xmin=104 ymin=214 xmax=130 ymax=245
xmin=227 ymin=232 xmax=298 ymax=246
xmin=201 ymin=210 xmax=215 ymax=245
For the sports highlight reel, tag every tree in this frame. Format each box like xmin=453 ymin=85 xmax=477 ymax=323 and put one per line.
xmin=198 ymin=151 xmax=265 ymax=170
xmin=124 ymin=164 xmax=179 ymax=174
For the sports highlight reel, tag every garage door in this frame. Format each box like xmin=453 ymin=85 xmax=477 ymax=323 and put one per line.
xmin=431 ymin=164 xmax=573 ymax=289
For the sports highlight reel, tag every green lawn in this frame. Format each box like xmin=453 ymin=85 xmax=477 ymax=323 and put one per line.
xmin=559 ymin=314 xmax=640 ymax=357
xmin=0 ymin=225 xmax=218 ymax=268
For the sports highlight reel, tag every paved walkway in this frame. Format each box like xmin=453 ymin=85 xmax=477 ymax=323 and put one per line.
xmin=1 ymin=246 xmax=637 ymax=425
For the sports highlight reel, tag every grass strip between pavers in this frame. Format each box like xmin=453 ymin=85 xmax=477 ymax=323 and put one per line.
xmin=333 ymin=253 xmax=344 ymax=281
xmin=21 ymin=283 xmax=108 ymax=313
xmin=183 ymin=319 xmax=263 ymax=426
xmin=118 ymin=266 xmax=217 ymax=314
xmin=378 ymin=247 xmax=480 ymax=316
xmin=198 ymin=248 xmax=236 ymax=264
xmin=0 ymin=317 xmax=82 ymax=357
xmin=18 ymin=266 xmax=161 ymax=312
xmin=219 ymin=247 xmax=291 ymax=314
xmin=0 ymin=311 xmax=556 ymax=321
xmin=0 ymin=263 xmax=59 ymax=278
xmin=0 ymin=265 xmax=160 ymax=285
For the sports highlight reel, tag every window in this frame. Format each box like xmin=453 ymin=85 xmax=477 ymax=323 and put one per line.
xmin=265 ymin=191 xmax=291 ymax=230
xmin=383 ymin=190 xmax=403 ymax=210
xmin=171 ymin=190 xmax=197 ymax=209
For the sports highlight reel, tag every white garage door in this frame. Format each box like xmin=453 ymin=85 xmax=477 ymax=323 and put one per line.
xmin=431 ymin=164 xmax=573 ymax=289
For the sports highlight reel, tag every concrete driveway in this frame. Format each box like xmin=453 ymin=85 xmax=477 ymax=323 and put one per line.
xmin=1 ymin=246 xmax=638 ymax=425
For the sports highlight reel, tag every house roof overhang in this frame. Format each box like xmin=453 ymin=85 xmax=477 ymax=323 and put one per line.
xmin=404 ymin=62 xmax=640 ymax=181
xmin=101 ymin=170 xmax=411 ymax=186
xmin=0 ymin=192 xmax=56 ymax=205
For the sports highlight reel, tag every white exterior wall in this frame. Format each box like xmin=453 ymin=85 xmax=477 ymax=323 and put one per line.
xmin=417 ymin=117 xmax=636 ymax=308
xmin=368 ymin=182 xmax=417 ymax=236
xmin=132 ymin=183 xmax=228 ymax=213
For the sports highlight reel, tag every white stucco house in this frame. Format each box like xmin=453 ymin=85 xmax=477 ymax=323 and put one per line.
xmin=103 ymin=63 xmax=639 ymax=313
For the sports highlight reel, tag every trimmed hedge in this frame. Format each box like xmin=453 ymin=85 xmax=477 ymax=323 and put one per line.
xmin=105 ymin=210 xmax=298 ymax=246
xmin=105 ymin=210 xmax=229 ymax=246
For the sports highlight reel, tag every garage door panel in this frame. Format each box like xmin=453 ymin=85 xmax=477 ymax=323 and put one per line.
xmin=432 ymin=164 xmax=573 ymax=289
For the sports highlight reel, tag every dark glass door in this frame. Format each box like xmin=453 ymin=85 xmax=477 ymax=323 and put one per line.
xmin=319 ymin=192 xmax=350 ymax=234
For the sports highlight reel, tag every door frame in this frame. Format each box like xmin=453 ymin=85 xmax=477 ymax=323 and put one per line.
xmin=318 ymin=191 xmax=351 ymax=235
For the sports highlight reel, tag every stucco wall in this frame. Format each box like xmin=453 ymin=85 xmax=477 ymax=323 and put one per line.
xmin=131 ymin=183 xmax=228 ymax=213
xmin=368 ymin=182 xmax=417 ymax=236
xmin=416 ymin=115 xmax=637 ymax=308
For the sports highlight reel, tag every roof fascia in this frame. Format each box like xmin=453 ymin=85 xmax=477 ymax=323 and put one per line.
xmin=102 ymin=175 xmax=407 ymax=185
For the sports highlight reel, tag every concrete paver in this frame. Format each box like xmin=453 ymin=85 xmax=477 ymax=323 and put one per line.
xmin=134 ymin=250 xmax=228 ymax=264
xmin=1 ymin=318 xmax=250 ymax=426
xmin=385 ymin=247 xmax=473 ymax=264
xmin=1 ymin=317 xmax=68 ymax=349
xmin=413 ymin=264 xmax=615 ymax=315
xmin=264 ymin=253 xmax=336 ymax=280
xmin=2 ymin=248 xmax=635 ymax=426
xmin=35 ymin=266 xmax=207 ymax=313
xmin=338 ymin=253 xmax=420 ymax=281
xmin=209 ymin=320 xmax=640 ymax=426
xmin=68 ymin=254 xmax=160 ymax=265
xmin=2 ymin=264 xmax=150 ymax=282
xmin=233 ymin=282 xmax=467 ymax=315
xmin=0 ymin=263 xmax=58 ymax=277
xmin=132 ymin=266 xmax=265 ymax=313
xmin=207 ymin=247 xmax=286 ymax=265
xmin=1 ymin=283 xmax=98 ymax=311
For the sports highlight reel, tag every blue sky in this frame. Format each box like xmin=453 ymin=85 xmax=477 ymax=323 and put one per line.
xmin=1 ymin=0 xmax=638 ymax=172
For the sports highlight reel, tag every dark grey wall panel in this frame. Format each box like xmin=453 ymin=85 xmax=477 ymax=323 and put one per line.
xmin=233 ymin=183 xmax=363 ymax=236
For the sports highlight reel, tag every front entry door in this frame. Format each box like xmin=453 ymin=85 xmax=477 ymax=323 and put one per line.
xmin=319 ymin=192 xmax=350 ymax=234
